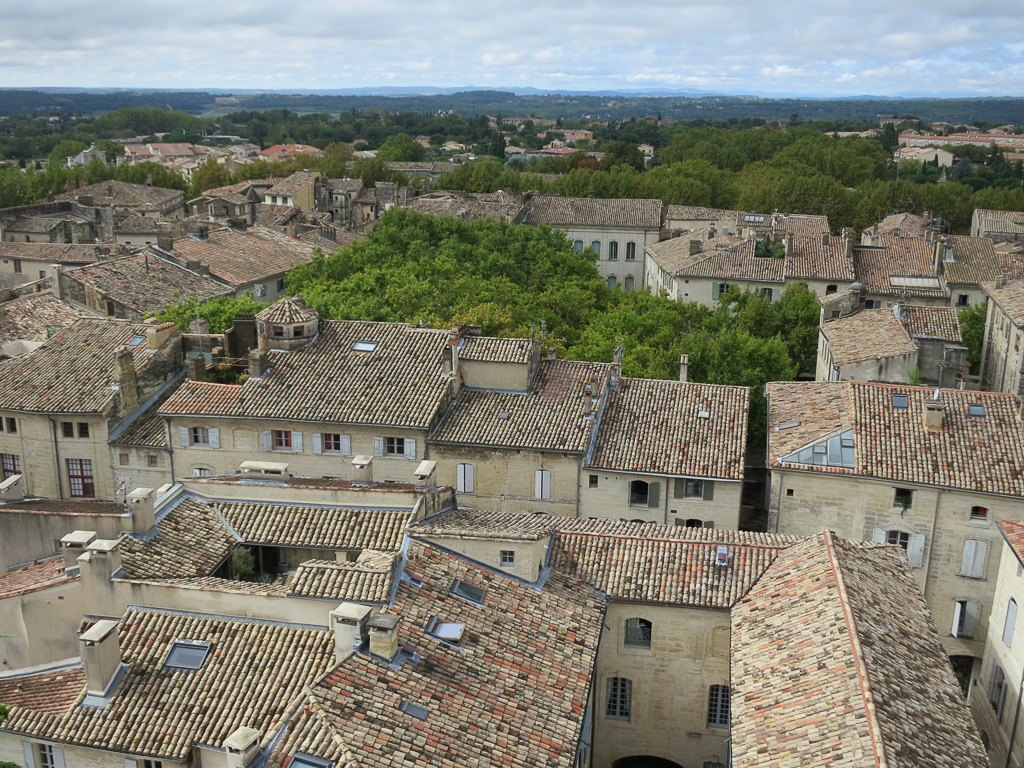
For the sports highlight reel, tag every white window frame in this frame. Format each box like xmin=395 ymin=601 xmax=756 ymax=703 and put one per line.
xmin=952 ymin=599 xmax=980 ymax=638
xmin=22 ymin=743 xmax=65 ymax=768
xmin=500 ymin=549 xmax=515 ymax=567
xmin=191 ymin=426 xmax=209 ymax=445
xmin=315 ymin=432 xmax=351 ymax=455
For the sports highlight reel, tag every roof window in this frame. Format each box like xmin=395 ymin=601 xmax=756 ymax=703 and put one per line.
xmin=968 ymin=403 xmax=986 ymax=418
xmin=426 ymin=616 xmax=466 ymax=642
xmin=289 ymin=754 xmax=335 ymax=768
xmin=697 ymin=410 xmax=711 ymax=419
xmin=164 ymin=639 xmax=212 ymax=671
xmin=398 ymin=700 xmax=430 ymax=721
xmin=128 ymin=335 xmax=146 ymax=347
xmin=353 ymin=340 xmax=378 ymax=353
xmin=780 ymin=428 xmax=855 ymax=470
xmin=892 ymin=394 xmax=909 ymax=410
xmin=776 ymin=420 xmax=801 ymax=431
xmin=451 ymin=578 xmax=486 ymax=605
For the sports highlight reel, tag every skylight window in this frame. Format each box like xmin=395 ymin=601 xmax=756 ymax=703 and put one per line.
xmin=164 ymin=639 xmax=212 ymax=672
xmin=398 ymin=700 xmax=430 ymax=721
xmin=451 ymin=579 xmax=486 ymax=605
xmin=776 ymin=420 xmax=801 ymax=431
xmin=290 ymin=754 xmax=335 ymax=768
xmin=353 ymin=340 xmax=378 ymax=353
xmin=780 ymin=429 xmax=855 ymax=470
xmin=128 ymin=335 xmax=146 ymax=347
xmin=892 ymin=394 xmax=909 ymax=410
xmin=426 ymin=616 xmax=466 ymax=642
xmin=968 ymin=403 xmax=986 ymax=418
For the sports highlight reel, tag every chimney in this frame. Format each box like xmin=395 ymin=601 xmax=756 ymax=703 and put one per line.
xmin=248 ymin=348 xmax=268 ymax=378
xmin=689 ymin=239 xmax=702 ymax=255
xmin=49 ymin=264 xmax=64 ymax=299
xmin=156 ymin=222 xmax=174 ymax=252
xmin=350 ymin=454 xmax=374 ymax=483
xmin=197 ymin=225 xmax=209 ymax=240
xmin=188 ymin=356 xmax=205 ymax=381
xmin=79 ymin=195 xmax=94 ymax=208
xmin=367 ymin=612 xmax=400 ymax=661
xmin=79 ymin=538 xmax=122 ymax=583
xmin=224 ymin=727 xmax=262 ymax=768
xmin=60 ymin=529 xmax=96 ymax=570
xmin=679 ymin=354 xmax=689 ymax=383
xmin=448 ymin=324 xmax=464 ymax=380
xmin=0 ymin=473 xmax=24 ymax=501
xmin=146 ymin=173 xmax=152 ymax=187
xmin=146 ymin=321 xmax=177 ymax=349
xmin=330 ymin=602 xmax=374 ymax=661
xmin=822 ymin=232 xmax=829 ymax=247
xmin=115 ymin=347 xmax=139 ymax=414
xmin=126 ymin=487 xmax=157 ymax=534
xmin=923 ymin=393 xmax=945 ymax=430
xmin=610 ymin=344 xmax=623 ymax=390
xmin=186 ymin=258 xmax=201 ymax=272
xmin=79 ymin=619 xmax=124 ymax=697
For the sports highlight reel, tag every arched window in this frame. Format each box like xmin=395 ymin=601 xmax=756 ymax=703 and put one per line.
xmin=707 ymin=684 xmax=730 ymax=727
xmin=606 ymin=677 xmax=632 ymax=720
xmin=624 ymin=276 xmax=635 ymax=291
xmin=608 ymin=241 xmax=619 ymax=260
xmin=624 ymin=617 xmax=652 ymax=648
xmin=629 ymin=480 xmax=649 ymax=505
xmin=591 ymin=240 xmax=601 ymax=257
xmin=607 ymin=275 xmax=618 ymax=289
xmin=573 ymin=240 xmax=584 ymax=253
xmin=625 ymin=241 xmax=637 ymax=260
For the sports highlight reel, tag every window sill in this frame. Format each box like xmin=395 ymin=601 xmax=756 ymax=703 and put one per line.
xmin=957 ymin=573 xmax=987 ymax=580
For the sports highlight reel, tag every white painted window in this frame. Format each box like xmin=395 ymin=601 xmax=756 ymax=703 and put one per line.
xmin=952 ymin=600 xmax=980 ymax=638
xmin=500 ymin=549 xmax=515 ymax=566
xmin=457 ymin=463 xmax=475 ymax=493
xmin=872 ymin=528 xmax=925 ymax=568
xmin=314 ymin=433 xmax=351 ymax=455
xmin=1004 ymin=599 xmax=1018 ymax=647
xmin=960 ymin=539 xmax=989 ymax=579
xmin=534 ymin=469 xmax=551 ymax=500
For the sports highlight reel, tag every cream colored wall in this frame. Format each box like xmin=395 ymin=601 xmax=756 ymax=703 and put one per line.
xmin=983 ymin=303 xmax=1024 ymax=395
xmin=418 ymin=535 xmax=549 ymax=583
xmin=0 ymin=737 xmax=185 ymax=768
xmin=970 ymin=539 xmax=1024 ymax=768
xmin=168 ymin=417 xmax=426 ymax=483
xmin=769 ymin=468 xmax=1024 ymax=660
xmin=815 ymin=331 xmax=837 ymax=381
xmin=643 ymin=255 xmax=678 ymax=300
xmin=558 ymin=225 xmax=659 ymax=288
xmin=0 ymin=412 xmax=117 ymax=500
xmin=431 ymin=445 xmax=580 ymax=517
xmin=459 ymin=359 xmax=530 ymax=392
xmin=111 ymin=446 xmax=174 ymax=494
xmin=579 ymin=472 xmax=741 ymax=530
xmin=670 ymin=276 xmax=784 ymax=308
xmin=0 ymin=577 xmax=84 ymax=671
xmin=0 ymin=510 xmax=130 ymax=570
xmin=592 ymin=603 xmax=732 ymax=768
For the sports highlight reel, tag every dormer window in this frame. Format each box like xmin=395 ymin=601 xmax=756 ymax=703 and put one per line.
xmin=426 ymin=616 xmax=466 ymax=643
xmin=398 ymin=701 xmax=430 ymax=721
xmin=164 ymin=639 xmax=212 ymax=672
xmin=451 ymin=579 xmax=486 ymax=605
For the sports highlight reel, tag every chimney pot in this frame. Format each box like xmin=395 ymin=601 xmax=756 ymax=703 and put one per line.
xmin=367 ymin=612 xmax=400 ymax=661
xmin=330 ymin=602 xmax=375 ymax=661
xmin=126 ymin=487 xmax=157 ymax=534
xmin=79 ymin=619 xmax=123 ymax=697
xmin=679 ymin=354 xmax=689 ymax=383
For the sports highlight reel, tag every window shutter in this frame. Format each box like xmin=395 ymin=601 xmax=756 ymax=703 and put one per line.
xmin=261 ymin=431 xmax=272 ymax=452
xmin=178 ymin=426 xmax=189 ymax=447
xmin=291 ymin=431 xmax=303 ymax=453
xmin=674 ymin=478 xmax=685 ymax=498
xmin=703 ymin=480 xmax=715 ymax=501
xmin=908 ymin=534 xmax=925 ymax=568
xmin=373 ymin=436 xmax=384 ymax=457
xmin=962 ymin=539 xmax=988 ymax=578
xmin=312 ymin=433 xmax=322 ymax=455
xmin=872 ymin=528 xmax=886 ymax=543
xmin=1005 ymin=600 xmax=1018 ymax=647
xmin=952 ymin=601 xmax=964 ymax=637
xmin=535 ymin=470 xmax=543 ymax=499
xmin=125 ymin=760 xmax=138 ymax=768
xmin=404 ymin=438 xmax=416 ymax=460
xmin=963 ymin=601 xmax=980 ymax=638
xmin=712 ymin=283 xmax=720 ymax=301
xmin=22 ymin=743 xmax=35 ymax=768
xmin=458 ymin=463 xmax=475 ymax=493
xmin=340 ymin=434 xmax=351 ymax=455
xmin=208 ymin=428 xmax=220 ymax=449
xmin=51 ymin=748 xmax=65 ymax=768
xmin=543 ymin=471 xmax=551 ymax=499
xmin=647 ymin=481 xmax=660 ymax=508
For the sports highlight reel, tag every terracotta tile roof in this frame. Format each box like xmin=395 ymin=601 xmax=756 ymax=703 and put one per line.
xmin=216 ymin=502 xmax=411 ymax=551
xmin=0 ymin=499 xmax=128 ymax=517
xmin=784 ymin=234 xmax=856 ymax=281
xmin=0 ymin=243 xmax=105 ymax=265
xmin=160 ymin=321 xmax=451 ymax=428
xmin=49 ymin=180 xmax=182 ymax=210
xmin=265 ymin=171 xmax=320 ymax=197
xmin=286 ymin=553 xmax=397 ymax=602
xmin=0 ymin=294 xmax=89 ymax=346
xmin=109 ymin=384 xmax=178 ymax=448
xmin=996 ymin=242 xmax=1024 ymax=280
xmin=0 ymin=557 xmax=78 ymax=600
xmin=157 ymin=227 xmax=314 ymax=287
xmin=1 ymin=606 xmax=335 ymax=761
xmin=984 ymin=278 xmax=1024 ymax=326
xmin=5 ymin=216 xmax=64 ymax=233
xmin=520 ymin=195 xmax=663 ymax=229
xmin=820 ymin=309 xmax=916 ymax=365
xmin=458 ymin=335 xmax=536 ymax=363
xmin=664 ymin=205 xmax=742 ymax=222
xmin=769 ymin=213 xmax=830 ymax=236
xmin=999 ymin=519 xmax=1024 ymax=566
xmin=975 ymin=208 xmax=1024 ymax=236
xmin=853 ymin=236 xmax=948 ymax=298
xmin=899 ymin=304 xmax=962 ymax=341
xmin=644 ymin=229 xmax=741 ymax=275
xmin=0 ymin=665 xmax=86 ymax=717
xmin=766 ymin=381 xmax=1024 ymax=496
xmin=0 ymin=318 xmax=165 ymax=414
xmin=326 ymin=178 xmax=364 ymax=194
xmin=255 ymin=296 xmax=319 ymax=325
xmin=64 ymin=253 xmax=233 ymax=315
xmin=120 ymin=497 xmax=235 ymax=579
xmin=113 ymin=214 xmax=160 ymax=234
xmin=871 ymin=212 xmax=932 ymax=238
xmin=674 ymin=239 xmax=786 ymax=283
xmin=431 ymin=359 xmax=607 ymax=452
xmin=941 ymin=235 xmax=1001 ymax=285
xmin=731 ymin=532 xmax=988 ymax=768
xmin=588 ymin=378 xmax=748 ymax=478
xmin=407 ymin=191 xmax=525 ymax=222
xmin=265 ymin=539 xmax=604 ymax=768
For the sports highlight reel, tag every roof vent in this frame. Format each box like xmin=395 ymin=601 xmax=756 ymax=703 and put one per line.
xmin=715 ymin=546 xmax=730 ymax=567
xmin=398 ymin=700 xmax=430 ymax=720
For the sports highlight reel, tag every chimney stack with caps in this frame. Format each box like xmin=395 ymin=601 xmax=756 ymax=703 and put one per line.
xmin=224 ymin=727 xmax=262 ymax=768
xmin=330 ymin=602 xmax=374 ymax=661
xmin=368 ymin=612 xmax=400 ymax=661
xmin=156 ymin=222 xmax=174 ymax=252
xmin=116 ymin=347 xmax=139 ymax=414
xmin=679 ymin=354 xmax=689 ymax=383
xmin=0 ymin=473 xmax=24 ymax=501
xmin=126 ymin=487 xmax=157 ymax=534
xmin=248 ymin=348 xmax=268 ymax=378
xmin=188 ymin=355 xmax=205 ymax=381
xmin=60 ymin=530 xmax=96 ymax=570
xmin=689 ymin=239 xmax=702 ymax=255
xmin=610 ymin=344 xmax=623 ymax=390
xmin=80 ymin=620 xmax=124 ymax=697
xmin=923 ymin=391 xmax=945 ymax=430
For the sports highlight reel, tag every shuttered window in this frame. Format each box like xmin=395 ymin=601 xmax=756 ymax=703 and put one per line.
xmin=535 ymin=469 xmax=551 ymax=500
xmin=961 ymin=539 xmax=989 ymax=579
xmin=457 ymin=463 xmax=475 ymax=493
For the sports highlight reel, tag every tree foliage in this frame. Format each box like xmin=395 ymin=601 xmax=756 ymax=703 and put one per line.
xmin=155 ymin=295 xmax=268 ymax=334
xmin=375 ymin=133 xmax=426 ymax=162
xmin=959 ymin=303 xmax=988 ymax=375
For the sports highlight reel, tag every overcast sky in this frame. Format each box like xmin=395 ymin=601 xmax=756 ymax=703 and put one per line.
xmin=1 ymin=0 xmax=1022 ymax=96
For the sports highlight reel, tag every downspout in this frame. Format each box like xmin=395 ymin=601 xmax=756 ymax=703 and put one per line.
xmin=921 ymin=489 xmax=943 ymax=603
xmin=48 ymin=417 xmax=65 ymax=499
xmin=164 ymin=418 xmax=176 ymax=483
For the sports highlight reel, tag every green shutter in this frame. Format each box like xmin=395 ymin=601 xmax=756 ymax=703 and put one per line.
xmin=702 ymin=480 xmax=715 ymax=501
xmin=648 ymin=481 xmax=660 ymax=507
xmin=674 ymin=478 xmax=686 ymax=498
xmin=712 ymin=283 xmax=720 ymax=301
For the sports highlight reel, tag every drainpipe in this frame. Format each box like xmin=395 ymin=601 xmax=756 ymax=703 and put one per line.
xmin=48 ymin=417 xmax=65 ymax=499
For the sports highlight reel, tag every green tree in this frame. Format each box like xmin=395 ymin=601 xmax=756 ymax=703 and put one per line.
xmin=375 ymin=133 xmax=426 ymax=162
xmin=187 ymin=160 xmax=230 ymax=200
xmin=488 ymin=130 xmax=506 ymax=159
xmin=230 ymin=546 xmax=256 ymax=580
xmin=600 ymin=141 xmax=646 ymax=172
xmin=47 ymin=140 xmax=88 ymax=169
xmin=154 ymin=295 xmax=267 ymax=334
xmin=959 ymin=303 xmax=988 ymax=375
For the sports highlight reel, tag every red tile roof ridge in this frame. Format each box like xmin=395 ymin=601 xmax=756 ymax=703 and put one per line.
xmin=558 ymin=530 xmax=793 ymax=551
xmin=821 ymin=530 xmax=889 ymax=768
